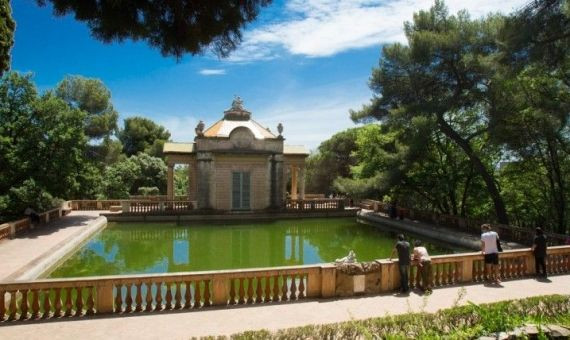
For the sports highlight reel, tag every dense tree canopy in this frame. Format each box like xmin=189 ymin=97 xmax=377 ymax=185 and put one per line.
xmin=119 ymin=116 xmax=171 ymax=157
xmin=36 ymin=0 xmax=271 ymax=58
xmin=0 ymin=0 xmax=15 ymax=74
xmin=56 ymin=75 xmax=119 ymax=140
xmin=334 ymin=0 xmax=570 ymax=232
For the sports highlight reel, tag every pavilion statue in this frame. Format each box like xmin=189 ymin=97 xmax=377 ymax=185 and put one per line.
xmin=163 ymin=97 xmax=309 ymax=210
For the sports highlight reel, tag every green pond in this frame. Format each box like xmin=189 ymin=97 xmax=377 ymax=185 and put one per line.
xmin=48 ymin=218 xmax=466 ymax=278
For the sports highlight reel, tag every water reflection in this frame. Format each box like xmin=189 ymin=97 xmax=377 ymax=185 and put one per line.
xmin=49 ymin=218 xmax=463 ymax=278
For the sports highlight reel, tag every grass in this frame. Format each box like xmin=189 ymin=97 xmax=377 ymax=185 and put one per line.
xmin=200 ymin=294 xmax=570 ymax=339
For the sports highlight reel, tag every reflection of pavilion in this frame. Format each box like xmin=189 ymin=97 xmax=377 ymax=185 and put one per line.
xmin=125 ymin=225 xmax=308 ymax=270
xmin=163 ymin=97 xmax=309 ymax=210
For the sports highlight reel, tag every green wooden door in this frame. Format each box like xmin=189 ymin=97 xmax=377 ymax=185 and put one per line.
xmin=232 ymin=172 xmax=251 ymax=210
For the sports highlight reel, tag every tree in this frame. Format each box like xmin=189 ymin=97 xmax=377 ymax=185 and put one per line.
xmin=119 ymin=116 xmax=170 ymax=157
xmin=0 ymin=72 xmax=91 ymax=220
xmin=56 ymin=75 xmax=118 ymax=140
xmin=305 ymin=128 xmax=360 ymax=195
xmin=99 ymin=153 xmax=167 ymax=198
xmin=351 ymin=1 xmax=510 ymax=224
xmin=36 ymin=0 xmax=271 ymax=58
xmin=0 ymin=0 xmax=15 ymax=75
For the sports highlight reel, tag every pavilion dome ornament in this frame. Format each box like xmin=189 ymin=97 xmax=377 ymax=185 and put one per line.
xmin=223 ymin=96 xmax=251 ymax=121
xmin=195 ymin=120 xmax=205 ymax=137
xmin=277 ymin=123 xmax=283 ymax=136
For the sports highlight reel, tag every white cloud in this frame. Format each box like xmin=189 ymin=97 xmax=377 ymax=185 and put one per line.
xmin=158 ymin=116 xmax=198 ymax=142
xmin=228 ymin=0 xmax=528 ymax=61
xmin=198 ymin=69 xmax=227 ymax=75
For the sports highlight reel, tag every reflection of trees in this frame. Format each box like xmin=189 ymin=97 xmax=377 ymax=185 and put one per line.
xmin=51 ymin=219 xmax=461 ymax=278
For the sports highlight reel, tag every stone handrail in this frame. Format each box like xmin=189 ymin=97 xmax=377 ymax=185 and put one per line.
xmin=1 ymin=246 xmax=569 ymax=322
xmin=121 ymin=200 xmax=194 ymax=214
xmin=0 ymin=206 xmax=68 ymax=241
xmin=70 ymin=200 xmax=122 ymax=211
xmin=361 ymin=199 xmax=569 ymax=246
xmin=285 ymin=198 xmax=345 ymax=211
xmin=128 ymin=195 xmax=188 ymax=201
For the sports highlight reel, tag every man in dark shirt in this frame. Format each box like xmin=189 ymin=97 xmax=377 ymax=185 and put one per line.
xmin=532 ymin=227 xmax=548 ymax=278
xmin=390 ymin=234 xmax=411 ymax=293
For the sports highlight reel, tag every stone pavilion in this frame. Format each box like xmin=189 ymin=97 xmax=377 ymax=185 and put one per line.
xmin=163 ymin=97 xmax=309 ymax=210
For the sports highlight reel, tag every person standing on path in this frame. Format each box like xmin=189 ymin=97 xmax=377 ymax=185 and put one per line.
xmin=532 ymin=227 xmax=548 ymax=278
xmin=390 ymin=234 xmax=411 ymax=293
xmin=412 ymin=240 xmax=432 ymax=293
xmin=481 ymin=224 xmax=501 ymax=284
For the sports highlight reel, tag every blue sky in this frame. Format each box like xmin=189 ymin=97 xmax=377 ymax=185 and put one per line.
xmin=11 ymin=0 xmax=527 ymax=150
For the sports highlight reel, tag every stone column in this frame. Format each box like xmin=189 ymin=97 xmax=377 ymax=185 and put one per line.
xmin=291 ymin=166 xmax=298 ymax=200
xmin=299 ymin=166 xmax=306 ymax=200
xmin=270 ymin=154 xmax=284 ymax=209
xmin=167 ymin=164 xmax=174 ymax=200
xmin=197 ymin=152 xmax=214 ymax=209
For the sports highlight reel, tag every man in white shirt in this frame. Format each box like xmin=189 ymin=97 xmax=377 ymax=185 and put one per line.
xmin=481 ymin=224 xmax=501 ymax=284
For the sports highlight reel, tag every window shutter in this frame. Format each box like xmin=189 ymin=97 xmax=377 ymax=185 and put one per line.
xmin=242 ymin=172 xmax=251 ymax=209
xmin=232 ymin=172 xmax=241 ymax=209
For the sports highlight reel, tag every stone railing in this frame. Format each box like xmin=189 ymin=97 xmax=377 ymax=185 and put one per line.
xmin=128 ymin=195 xmax=188 ymax=201
xmin=121 ymin=200 xmax=194 ymax=215
xmin=1 ymin=246 xmax=569 ymax=322
xmin=361 ymin=199 xmax=569 ymax=246
xmin=285 ymin=199 xmax=345 ymax=211
xmin=70 ymin=200 xmax=122 ymax=211
xmin=0 ymin=206 xmax=69 ymax=241
xmin=0 ymin=264 xmax=329 ymax=321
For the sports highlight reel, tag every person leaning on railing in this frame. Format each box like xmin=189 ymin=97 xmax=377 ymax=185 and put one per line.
xmin=532 ymin=227 xmax=548 ymax=279
xmin=412 ymin=240 xmax=432 ymax=293
xmin=481 ymin=224 xmax=501 ymax=284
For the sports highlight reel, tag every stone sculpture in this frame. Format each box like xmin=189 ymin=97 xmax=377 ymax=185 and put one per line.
xmin=335 ymin=250 xmax=357 ymax=264
xmin=195 ymin=120 xmax=205 ymax=137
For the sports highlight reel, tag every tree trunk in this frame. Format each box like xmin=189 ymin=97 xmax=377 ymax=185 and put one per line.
xmin=436 ymin=114 xmax=509 ymax=224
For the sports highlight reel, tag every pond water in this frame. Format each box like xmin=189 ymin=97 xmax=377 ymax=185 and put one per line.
xmin=48 ymin=218 xmax=466 ymax=278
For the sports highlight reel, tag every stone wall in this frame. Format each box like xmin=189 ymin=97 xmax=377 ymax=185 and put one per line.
xmin=213 ymin=154 xmax=271 ymax=210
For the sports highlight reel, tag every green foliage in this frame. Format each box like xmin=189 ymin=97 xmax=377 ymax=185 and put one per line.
xmin=227 ymin=295 xmax=570 ymax=339
xmin=35 ymin=0 xmax=271 ymax=59
xmin=174 ymin=166 xmax=189 ymax=197
xmin=119 ymin=116 xmax=170 ymax=157
xmin=137 ymin=186 xmax=159 ymax=196
xmin=99 ymin=153 xmax=167 ymax=199
xmin=0 ymin=0 xmax=15 ymax=75
xmin=0 ymin=72 xmax=93 ymax=221
xmin=55 ymin=75 xmax=118 ymax=140
xmin=305 ymin=127 xmax=360 ymax=194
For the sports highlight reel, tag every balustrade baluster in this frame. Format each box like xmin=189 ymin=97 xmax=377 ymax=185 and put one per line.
xmin=174 ymin=282 xmax=182 ymax=309
xmin=203 ymin=280 xmax=211 ymax=307
xmin=229 ymin=279 xmax=236 ymax=305
xmin=272 ymin=276 xmax=280 ymax=302
xmin=86 ymin=287 xmax=95 ymax=315
xmin=31 ymin=289 xmax=40 ymax=319
xmin=8 ymin=291 xmax=17 ymax=321
xmin=255 ymin=278 xmax=263 ymax=303
xmin=155 ymin=283 xmax=163 ymax=311
xmin=264 ymin=277 xmax=271 ymax=302
xmin=281 ymin=275 xmax=289 ymax=301
xmin=114 ymin=285 xmax=123 ymax=313
xmin=434 ymin=265 xmax=441 ymax=286
xmin=289 ymin=275 xmax=297 ymax=300
xmin=165 ymin=283 xmax=173 ymax=310
xmin=0 ymin=290 xmax=5 ymax=321
xmin=135 ymin=283 xmax=143 ymax=312
xmin=125 ymin=284 xmax=134 ymax=313
xmin=298 ymin=275 xmax=305 ymax=299
xmin=184 ymin=281 xmax=192 ymax=309
xmin=194 ymin=282 xmax=201 ymax=308
xmin=246 ymin=278 xmax=254 ymax=304
xmin=75 ymin=288 xmax=83 ymax=317
xmin=54 ymin=288 xmax=63 ymax=317
xmin=455 ymin=263 xmax=461 ymax=283
xmin=145 ymin=283 xmax=154 ymax=312
xmin=19 ymin=289 xmax=29 ymax=320
xmin=238 ymin=278 xmax=245 ymax=304
xmin=64 ymin=288 xmax=73 ymax=317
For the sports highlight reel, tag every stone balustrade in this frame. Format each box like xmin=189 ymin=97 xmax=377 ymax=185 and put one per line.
xmin=285 ymin=198 xmax=345 ymax=211
xmin=1 ymin=246 xmax=569 ymax=322
xmin=0 ymin=206 xmax=68 ymax=241
xmin=360 ymin=199 xmax=569 ymax=246
xmin=70 ymin=200 xmax=122 ymax=211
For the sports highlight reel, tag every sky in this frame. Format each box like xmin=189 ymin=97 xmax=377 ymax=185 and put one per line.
xmin=11 ymin=0 xmax=528 ymax=150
